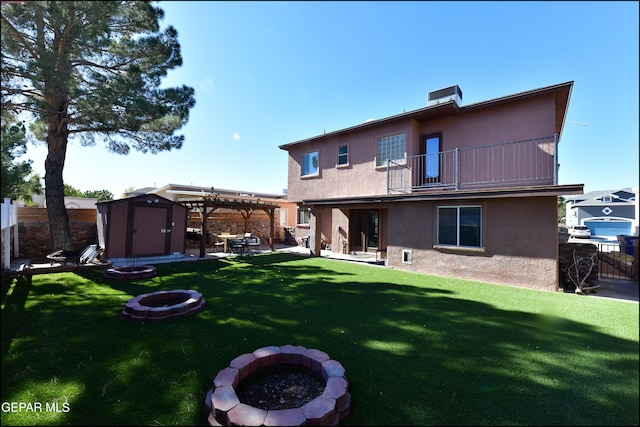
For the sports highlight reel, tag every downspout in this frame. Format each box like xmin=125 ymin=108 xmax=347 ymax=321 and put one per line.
xmin=386 ymin=159 xmax=390 ymax=194
xmin=554 ymin=133 xmax=559 ymax=185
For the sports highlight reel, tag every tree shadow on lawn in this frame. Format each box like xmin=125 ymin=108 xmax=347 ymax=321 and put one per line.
xmin=1 ymin=253 xmax=638 ymax=426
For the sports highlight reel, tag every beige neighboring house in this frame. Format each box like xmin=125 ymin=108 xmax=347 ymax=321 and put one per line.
xmin=279 ymin=81 xmax=584 ymax=291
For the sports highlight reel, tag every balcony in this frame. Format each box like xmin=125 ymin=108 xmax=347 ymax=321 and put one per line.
xmin=386 ymin=135 xmax=558 ymax=194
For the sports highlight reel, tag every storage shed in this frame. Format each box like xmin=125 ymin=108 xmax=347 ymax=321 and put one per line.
xmin=97 ymin=195 xmax=187 ymax=259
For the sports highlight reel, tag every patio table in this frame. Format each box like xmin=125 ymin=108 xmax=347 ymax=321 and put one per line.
xmin=217 ymin=234 xmax=236 ymax=253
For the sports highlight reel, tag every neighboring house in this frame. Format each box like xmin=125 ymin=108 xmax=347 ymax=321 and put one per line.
xmin=121 ymin=186 xmax=157 ymax=198
xmin=279 ymin=81 xmax=583 ymax=291
xmin=149 ymin=183 xmax=297 ymax=231
xmin=150 ymin=183 xmax=288 ymax=203
xmin=123 ymin=184 xmax=296 ymax=230
xmin=565 ymin=188 xmax=637 ymax=237
xmin=26 ymin=194 xmax=98 ymax=209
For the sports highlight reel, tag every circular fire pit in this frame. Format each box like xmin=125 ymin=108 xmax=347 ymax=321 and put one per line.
xmin=105 ymin=265 xmax=157 ymax=280
xmin=121 ymin=289 xmax=205 ymax=322
xmin=204 ymin=345 xmax=351 ymax=426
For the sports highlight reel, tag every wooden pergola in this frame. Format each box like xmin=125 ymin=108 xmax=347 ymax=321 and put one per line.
xmin=180 ymin=196 xmax=280 ymax=258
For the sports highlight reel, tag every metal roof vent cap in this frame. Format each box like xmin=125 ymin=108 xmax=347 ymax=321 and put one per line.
xmin=428 ymin=85 xmax=462 ymax=106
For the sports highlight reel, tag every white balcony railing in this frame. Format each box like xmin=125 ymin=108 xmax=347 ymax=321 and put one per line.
xmin=387 ymin=135 xmax=558 ymax=193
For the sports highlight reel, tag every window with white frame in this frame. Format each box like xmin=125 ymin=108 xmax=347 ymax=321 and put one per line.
xmin=376 ymin=133 xmax=405 ymax=166
xmin=437 ymin=206 xmax=482 ymax=247
xmin=302 ymin=151 xmax=319 ymax=176
xmin=338 ymin=145 xmax=348 ymax=166
xmin=297 ymin=208 xmax=311 ymax=225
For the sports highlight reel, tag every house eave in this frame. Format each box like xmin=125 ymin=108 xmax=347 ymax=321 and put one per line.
xmin=572 ymin=201 xmax=635 ymax=207
xmin=301 ymin=184 xmax=584 ymax=207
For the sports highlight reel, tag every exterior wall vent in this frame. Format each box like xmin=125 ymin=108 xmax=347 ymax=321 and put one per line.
xmin=428 ymin=85 xmax=462 ymax=107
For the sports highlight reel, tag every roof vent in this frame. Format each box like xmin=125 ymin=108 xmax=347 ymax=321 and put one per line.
xmin=428 ymin=85 xmax=462 ymax=106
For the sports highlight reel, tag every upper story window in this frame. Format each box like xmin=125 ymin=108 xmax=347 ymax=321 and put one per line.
xmin=302 ymin=151 xmax=319 ymax=176
xmin=337 ymin=145 xmax=348 ymax=166
xmin=602 ymin=195 xmax=613 ymax=203
xmin=376 ymin=133 xmax=405 ymax=167
xmin=437 ymin=205 xmax=482 ymax=248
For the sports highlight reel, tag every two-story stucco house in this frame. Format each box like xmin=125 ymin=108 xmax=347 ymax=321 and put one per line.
xmin=279 ymin=81 xmax=584 ymax=291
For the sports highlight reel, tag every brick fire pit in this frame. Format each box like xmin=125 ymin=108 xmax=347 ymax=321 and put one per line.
xmin=204 ymin=345 xmax=351 ymax=426
xmin=105 ymin=264 xmax=157 ymax=280
xmin=121 ymin=289 xmax=205 ymax=322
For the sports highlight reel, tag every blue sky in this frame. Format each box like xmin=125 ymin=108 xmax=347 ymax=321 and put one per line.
xmin=24 ymin=1 xmax=640 ymax=198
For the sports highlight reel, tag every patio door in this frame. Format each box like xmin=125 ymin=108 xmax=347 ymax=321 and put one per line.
xmin=421 ymin=133 xmax=441 ymax=186
xmin=350 ymin=210 xmax=379 ymax=252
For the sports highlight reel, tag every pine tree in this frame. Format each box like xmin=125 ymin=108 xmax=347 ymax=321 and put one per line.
xmin=1 ymin=1 xmax=195 ymax=250
xmin=1 ymin=119 xmax=43 ymax=203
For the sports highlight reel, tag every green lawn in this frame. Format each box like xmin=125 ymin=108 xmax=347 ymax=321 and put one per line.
xmin=1 ymin=252 xmax=638 ymax=426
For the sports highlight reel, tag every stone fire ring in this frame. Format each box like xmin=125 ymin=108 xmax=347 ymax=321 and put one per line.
xmin=121 ymin=289 xmax=205 ymax=322
xmin=204 ymin=345 xmax=351 ymax=426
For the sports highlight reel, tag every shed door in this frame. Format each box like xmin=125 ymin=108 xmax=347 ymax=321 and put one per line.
xmin=129 ymin=205 xmax=171 ymax=257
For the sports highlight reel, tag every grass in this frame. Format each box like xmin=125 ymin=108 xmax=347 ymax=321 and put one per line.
xmin=1 ymin=252 xmax=638 ymax=426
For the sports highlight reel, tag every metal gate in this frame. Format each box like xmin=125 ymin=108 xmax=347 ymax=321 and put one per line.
xmin=597 ymin=242 xmax=637 ymax=280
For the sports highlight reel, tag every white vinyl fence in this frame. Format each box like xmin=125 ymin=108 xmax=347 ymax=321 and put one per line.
xmin=1 ymin=198 xmax=19 ymax=270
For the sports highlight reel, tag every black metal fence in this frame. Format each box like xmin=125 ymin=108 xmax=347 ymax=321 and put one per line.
xmin=597 ymin=242 xmax=638 ymax=281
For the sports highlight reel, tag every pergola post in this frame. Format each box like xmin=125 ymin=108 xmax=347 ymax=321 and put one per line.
xmin=199 ymin=204 xmax=218 ymax=258
xmin=267 ymin=208 xmax=275 ymax=251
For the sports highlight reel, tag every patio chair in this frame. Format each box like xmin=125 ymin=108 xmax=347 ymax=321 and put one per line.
xmin=245 ymin=236 xmax=261 ymax=254
xmin=46 ymin=244 xmax=101 ymax=266
xmin=212 ymin=235 xmax=226 ymax=252
xmin=228 ymin=239 xmax=246 ymax=255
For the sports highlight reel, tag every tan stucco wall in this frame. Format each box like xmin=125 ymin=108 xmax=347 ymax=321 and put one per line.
xmin=384 ymin=196 xmax=559 ymax=290
xmin=286 ymin=119 xmax=413 ymax=201
xmin=416 ymin=95 xmax=555 ymax=152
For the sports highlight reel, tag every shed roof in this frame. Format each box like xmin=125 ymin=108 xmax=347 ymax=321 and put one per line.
xmin=96 ymin=194 xmax=185 ymax=208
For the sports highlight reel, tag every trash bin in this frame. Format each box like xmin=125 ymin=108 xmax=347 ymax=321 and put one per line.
xmin=617 ymin=235 xmax=639 ymax=256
